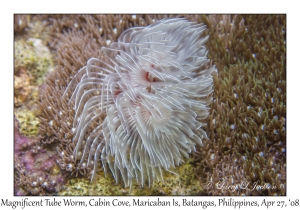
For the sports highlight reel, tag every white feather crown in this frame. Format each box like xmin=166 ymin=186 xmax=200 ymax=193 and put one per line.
xmin=63 ymin=18 xmax=217 ymax=188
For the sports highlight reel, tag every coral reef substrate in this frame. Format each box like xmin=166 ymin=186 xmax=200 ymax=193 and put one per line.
xmin=14 ymin=14 xmax=286 ymax=196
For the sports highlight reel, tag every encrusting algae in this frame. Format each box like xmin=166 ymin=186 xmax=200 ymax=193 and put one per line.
xmin=14 ymin=14 xmax=286 ymax=196
xmin=14 ymin=38 xmax=54 ymax=86
xmin=15 ymin=110 xmax=39 ymax=137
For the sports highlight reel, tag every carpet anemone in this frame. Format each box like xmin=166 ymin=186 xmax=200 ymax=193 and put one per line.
xmin=63 ymin=18 xmax=217 ymax=187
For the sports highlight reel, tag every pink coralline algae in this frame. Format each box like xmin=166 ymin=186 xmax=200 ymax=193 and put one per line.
xmin=14 ymin=116 xmax=67 ymax=195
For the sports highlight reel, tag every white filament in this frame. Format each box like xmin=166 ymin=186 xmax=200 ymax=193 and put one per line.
xmin=63 ymin=18 xmax=217 ymax=187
